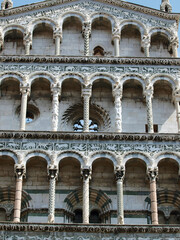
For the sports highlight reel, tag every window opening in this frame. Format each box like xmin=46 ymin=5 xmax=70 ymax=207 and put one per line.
xmin=145 ymin=124 xmax=158 ymax=133
xmin=93 ymin=46 xmax=104 ymax=56
xmin=26 ymin=111 xmax=35 ymax=123
xmin=5 ymin=2 xmax=9 ymax=9
xmin=73 ymin=119 xmax=98 ymax=132
xmin=73 ymin=209 xmax=82 ymax=223
xmin=90 ymin=209 xmax=101 ymax=223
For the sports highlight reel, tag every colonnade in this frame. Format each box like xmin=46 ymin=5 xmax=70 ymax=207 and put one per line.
xmin=12 ymin=161 xmax=159 ymax=225
xmin=18 ymin=79 xmax=180 ymax=133
xmin=7 ymin=21 xmax=177 ymax=58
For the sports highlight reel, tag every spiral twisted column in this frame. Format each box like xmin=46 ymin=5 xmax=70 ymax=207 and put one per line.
xmin=112 ymin=83 xmax=123 ymax=132
xmin=81 ymin=167 xmax=91 ymax=224
xmin=13 ymin=164 xmax=26 ymax=223
xmin=48 ymin=166 xmax=58 ymax=223
xmin=81 ymin=86 xmax=92 ymax=132
xmin=20 ymin=82 xmax=30 ymax=131
xmin=141 ymin=34 xmax=150 ymax=57
xmin=115 ymin=166 xmax=125 ymax=224
xmin=51 ymin=83 xmax=61 ymax=131
xmin=82 ymin=22 xmax=91 ymax=56
xmin=53 ymin=27 xmax=62 ymax=56
xmin=148 ymin=167 xmax=158 ymax=225
xmin=144 ymin=84 xmax=154 ymax=133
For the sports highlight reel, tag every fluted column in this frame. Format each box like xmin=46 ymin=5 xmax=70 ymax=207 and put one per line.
xmin=113 ymin=83 xmax=123 ymax=132
xmin=81 ymin=85 xmax=92 ymax=132
xmin=148 ymin=167 xmax=158 ymax=225
xmin=141 ymin=34 xmax=150 ymax=57
xmin=51 ymin=83 xmax=61 ymax=131
xmin=173 ymin=88 xmax=180 ymax=133
xmin=115 ymin=166 xmax=125 ymax=224
xmin=13 ymin=164 xmax=25 ymax=223
xmin=23 ymin=31 xmax=32 ymax=55
xmin=48 ymin=166 xmax=58 ymax=223
xmin=20 ymin=82 xmax=30 ymax=131
xmin=81 ymin=167 xmax=91 ymax=224
xmin=144 ymin=84 xmax=154 ymax=133
xmin=112 ymin=26 xmax=121 ymax=57
xmin=53 ymin=27 xmax=62 ymax=56
xmin=82 ymin=21 xmax=91 ymax=56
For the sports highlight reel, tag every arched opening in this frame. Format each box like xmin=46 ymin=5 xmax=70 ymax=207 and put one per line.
xmin=24 ymin=156 xmax=48 ymax=223
xmin=93 ymin=46 xmax=104 ymax=56
xmin=90 ymin=17 xmax=113 ymax=56
xmin=90 ymin=209 xmax=101 ymax=223
xmin=153 ymin=80 xmax=177 ymax=133
xmin=0 ymin=78 xmax=20 ymax=130
xmin=5 ymin=2 xmax=9 ymax=9
xmin=31 ymin=23 xmax=54 ymax=55
xmin=150 ymin=33 xmax=171 ymax=57
xmin=0 ymin=208 xmax=6 ymax=221
xmin=28 ymin=78 xmax=51 ymax=131
xmin=124 ymin=158 xmax=149 ymax=224
xmin=73 ymin=209 xmax=82 ymax=223
xmin=2 ymin=29 xmax=24 ymax=55
xmin=61 ymin=17 xmax=83 ymax=56
xmin=120 ymin=25 xmax=143 ymax=57
xmin=122 ymin=79 xmax=146 ymax=132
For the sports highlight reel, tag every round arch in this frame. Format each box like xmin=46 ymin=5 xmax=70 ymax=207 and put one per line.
xmin=0 ymin=150 xmax=18 ymax=163
xmin=155 ymin=152 xmax=180 ymax=167
xmin=90 ymin=73 xmax=115 ymax=85
xmin=120 ymin=74 xmax=145 ymax=90
xmin=57 ymin=151 xmax=84 ymax=166
xmin=90 ymin=12 xmax=115 ymax=30
xmin=60 ymin=73 xmax=84 ymax=85
xmin=3 ymin=24 xmax=26 ymax=39
xmin=149 ymin=27 xmax=172 ymax=41
xmin=151 ymin=74 xmax=176 ymax=90
xmin=29 ymin=18 xmax=57 ymax=33
xmin=122 ymin=152 xmax=152 ymax=167
xmin=24 ymin=151 xmax=51 ymax=165
xmin=29 ymin=72 xmax=56 ymax=85
xmin=60 ymin=12 xmax=86 ymax=28
xmin=119 ymin=19 xmax=146 ymax=37
xmin=89 ymin=152 xmax=117 ymax=167
xmin=0 ymin=72 xmax=24 ymax=85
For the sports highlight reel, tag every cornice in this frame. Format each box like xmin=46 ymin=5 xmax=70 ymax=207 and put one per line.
xmin=0 ymin=0 xmax=179 ymax=22
xmin=0 ymin=56 xmax=180 ymax=66
xmin=0 ymin=131 xmax=179 ymax=142
xmin=0 ymin=222 xmax=179 ymax=233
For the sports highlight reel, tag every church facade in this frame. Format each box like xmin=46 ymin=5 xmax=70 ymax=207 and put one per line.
xmin=0 ymin=0 xmax=180 ymax=239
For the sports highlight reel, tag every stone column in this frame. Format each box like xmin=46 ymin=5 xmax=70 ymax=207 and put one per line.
xmin=20 ymin=82 xmax=30 ymax=131
xmin=81 ymin=85 xmax=92 ymax=132
xmin=112 ymin=26 xmax=121 ymax=57
xmin=48 ymin=166 xmax=58 ymax=223
xmin=51 ymin=83 xmax=61 ymax=131
xmin=141 ymin=35 xmax=150 ymax=57
xmin=13 ymin=164 xmax=25 ymax=223
xmin=23 ymin=31 xmax=32 ymax=55
xmin=112 ymin=83 xmax=123 ymax=132
xmin=115 ymin=166 xmax=125 ymax=224
xmin=147 ymin=167 xmax=158 ymax=225
xmin=144 ymin=84 xmax=154 ymax=133
xmin=82 ymin=22 xmax=91 ymax=56
xmin=53 ymin=27 xmax=62 ymax=56
xmin=170 ymin=37 xmax=179 ymax=58
xmin=81 ymin=167 xmax=91 ymax=224
xmin=173 ymin=88 xmax=180 ymax=133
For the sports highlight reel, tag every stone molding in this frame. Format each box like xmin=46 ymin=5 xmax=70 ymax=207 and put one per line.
xmin=0 ymin=0 xmax=178 ymax=22
xmin=0 ymin=56 xmax=180 ymax=66
xmin=0 ymin=131 xmax=179 ymax=142
xmin=0 ymin=222 xmax=180 ymax=233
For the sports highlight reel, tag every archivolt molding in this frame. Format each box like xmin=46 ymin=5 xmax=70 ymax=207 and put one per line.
xmin=154 ymin=152 xmax=180 ymax=167
xmin=90 ymin=72 xmax=115 ymax=85
xmin=60 ymin=11 xmax=86 ymax=28
xmin=0 ymin=149 xmax=18 ymax=163
xmin=0 ymin=71 xmax=24 ymax=85
xmin=149 ymin=27 xmax=173 ymax=41
xmin=90 ymin=12 xmax=116 ymax=30
xmin=119 ymin=19 xmax=147 ymax=37
xmin=29 ymin=17 xmax=58 ymax=32
xmin=29 ymin=71 xmax=56 ymax=85
xmin=60 ymin=72 xmax=84 ymax=85
xmin=120 ymin=73 xmax=146 ymax=90
xmin=2 ymin=24 xmax=26 ymax=38
xmin=150 ymin=74 xmax=177 ymax=90
xmin=57 ymin=151 xmax=84 ymax=166
xmin=122 ymin=152 xmax=153 ymax=167
xmin=89 ymin=151 xmax=117 ymax=167
xmin=24 ymin=150 xmax=51 ymax=165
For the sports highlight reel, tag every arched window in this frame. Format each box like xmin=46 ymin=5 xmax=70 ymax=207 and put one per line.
xmin=93 ymin=46 xmax=104 ymax=56
xmin=90 ymin=209 xmax=101 ymax=223
xmin=5 ymin=2 xmax=9 ymax=9
xmin=73 ymin=209 xmax=82 ymax=223
xmin=73 ymin=119 xmax=98 ymax=132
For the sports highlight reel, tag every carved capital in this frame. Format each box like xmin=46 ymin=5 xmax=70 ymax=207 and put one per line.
xmin=144 ymin=84 xmax=154 ymax=99
xmin=115 ymin=166 xmax=125 ymax=181
xmin=20 ymin=82 xmax=30 ymax=96
xmin=14 ymin=164 xmax=26 ymax=179
xmin=82 ymin=21 xmax=91 ymax=38
xmin=147 ymin=167 xmax=158 ymax=181
xmin=112 ymin=26 xmax=121 ymax=40
xmin=48 ymin=166 xmax=58 ymax=180
xmin=169 ymin=36 xmax=179 ymax=49
xmin=51 ymin=82 xmax=61 ymax=96
xmin=81 ymin=166 xmax=91 ymax=180
xmin=81 ymin=85 xmax=92 ymax=98
xmin=141 ymin=34 xmax=150 ymax=49
xmin=53 ymin=27 xmax=62 ymax=41
xmin=23 ymin=31 xmax=32 ymax=46
xmin=112 ymin=82 xmax=123 ymax=99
